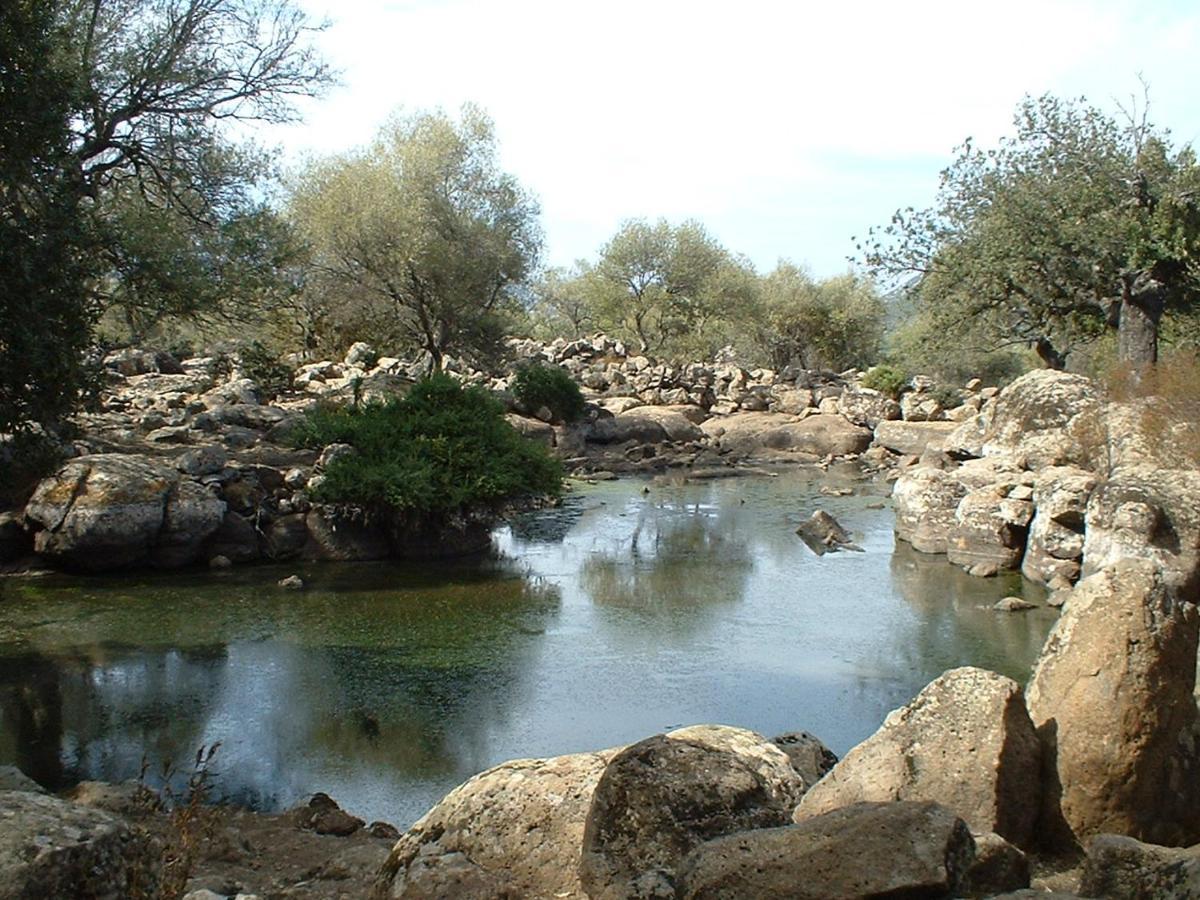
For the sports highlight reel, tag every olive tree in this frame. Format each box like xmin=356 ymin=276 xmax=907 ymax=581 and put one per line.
xmin=860 ymin=93 xmax=1200 ymax=369
xmin=288 ymin=106 xmax=542 ymax=370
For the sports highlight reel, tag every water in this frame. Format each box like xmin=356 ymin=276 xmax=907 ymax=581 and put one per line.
xmin=0 ymin=469 xmax=1057 ymax=827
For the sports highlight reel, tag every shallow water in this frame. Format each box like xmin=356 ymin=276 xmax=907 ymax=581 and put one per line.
xmin=0 ymin=469 xmax=1057 ymax=826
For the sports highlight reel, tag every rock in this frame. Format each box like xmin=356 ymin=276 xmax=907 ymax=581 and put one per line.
xmin=1079 ymin=833 xmax=1200 ymax=900
xmin=892 ymin=465 xmax=969 ymax=554
xmin=505 ymin=413 xmax=555 ymax=446
xmin=769 ymin=732 xmax=837 ymax=792
xmin=25 ymin=454 xmax=225 ymax=571
xmin=103 ymin=347 xmax=162 ymax=376
xmin=962 ymin=832 xmax=1031 ymax=897
xmin=597 ymin=397 xmax=645 ymax=415
xmin=704 ymin=413 xmax=871 ymax=459
xmin=65 ymin=780 xmax=145 ymax=816
xmin=375 ymin=746 xmax=620 ymax=900
xmin=1026 ymin=559 xmax=1200 ymax=849
xmin=0 ymin=790 xmax=160 ymax=899
xmin=316 ymin=442 xmax=357 ymax=471
xmin=795 ymin=510 xmax=863 ymax=556
xmin=343 ymin=341 xmax=377 ymax=368
xmin=769 ymin=387 xmax=813 ymax=415
xmin=303 ymin=507 xmax=389 ymax=561
xmin=838 ymin=387 xmax=902 ymax=428
xmin=901 ymin=391 xmax=946 ymax=422
xmin=993 ymin=596 xmax=1036 ymax=612
xmin=795 ymin=667 xmax=1041 ymax=848
xmin=203 ymin=511 xmax=261 ymax=564
xmin=874 ymin=419 xmax=958 ymax=456
xmin=292 ymin=792 xmax=363 ymax=835
xmin=0 ymin=766 xmax=44 ymax=793
xmin=1081 ymin=466 xmax=1200 ymax=596
xmin=947 ymin=485 xmax=1035 ymax=573
xmin=1022 ymin=466 xmax=1097 ymax=585
xmin=590 ymin=408 xmax=704 ymax=445
xmin=208 ymin=554 xmax=232 ymax=569
xmin=579 ymin=724 xmax=805 ymax=899
xmin=175 ymin=445 xmax=228 ymax=477
xmin=277 ymin=574 xmax=304 ymax=590
xmin=675 ymin=801 xmax=975 ymax=900
xmin=264 ymin=514 xmax=308 ymax=560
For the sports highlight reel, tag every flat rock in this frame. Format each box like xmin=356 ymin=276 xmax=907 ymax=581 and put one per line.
xmin=874 ymin=419 xmax=958 ymax=456
xmin=706 ymin=413 xmax=871 ymax=459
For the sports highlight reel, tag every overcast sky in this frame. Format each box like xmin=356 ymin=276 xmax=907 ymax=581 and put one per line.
xmin=264 ymin=0 xmax=1200 ymax=278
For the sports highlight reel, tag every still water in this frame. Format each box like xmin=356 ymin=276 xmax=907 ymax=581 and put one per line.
xmin=0 ymin=469 xmax=1056 ymax=826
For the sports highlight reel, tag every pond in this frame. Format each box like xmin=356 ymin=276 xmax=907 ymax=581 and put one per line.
xmin=0 ymin=468 xmax=1057 ymax=827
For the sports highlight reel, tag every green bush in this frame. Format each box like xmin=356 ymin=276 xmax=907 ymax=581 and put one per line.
xmin=930 ymin=385 xmax=963 ymax=410
xmin=293 ymin=374 xmax=562 ymax=513
xmin=860 ymin=364 xmax=910 ymax=399
xmin=512 ymin=362 xmax=586 ymax=423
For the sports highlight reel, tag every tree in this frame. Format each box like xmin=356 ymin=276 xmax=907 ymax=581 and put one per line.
xmin=587 ymin=218 xmax=757 ymax=357
xmin=860 ymin=92 xmax=1200 ymax=369
xmin=527 ymin=264 xmax=598 ymax=339
xmin=288 ymin=106 xmax=542 ymax=371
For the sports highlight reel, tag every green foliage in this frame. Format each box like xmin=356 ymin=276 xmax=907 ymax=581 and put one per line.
xmin=236 ymin=341 xmax=293 ymax=400
xmin=861 ymin=91 xmax=1200 ymax=368
xmin=294 ymin=375 xmax=562 ymax=513
xmin=0 ymin=430 xmax=67 ymax=509
xmin=885 ymin=308 xmax=1031 ymax=387
xmin=860 ymin=364 xmax=909 ymax=399
xmin=512 ymin=363 xmax=586 ymax=423
xmin=288 ymin=106 xmax=542 ymax=371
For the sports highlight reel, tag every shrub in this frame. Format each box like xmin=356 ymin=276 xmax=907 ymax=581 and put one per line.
xmin=860 ymin=364 xmax=909 ymax=399
xmin=512 ymin=362 xmax=586 ymax=423
xmin=930 ymin=385 xmax=963 ymax=410
xmin=293 ymin=374 xmax=562 ymax=513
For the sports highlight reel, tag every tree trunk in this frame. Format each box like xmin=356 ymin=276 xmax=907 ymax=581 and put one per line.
xmin=1117 ymin=270 xmax=1167 ymax=368
xmin=1033 ymin=338 xmax=1066 ymax=370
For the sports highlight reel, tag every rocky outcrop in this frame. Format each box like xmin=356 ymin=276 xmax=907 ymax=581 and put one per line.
xmin=703 ymin=413 xmax=872 ymax=459
xmin=589 ymin=408 xmax=705 ymax=445
xmin=873 ymin=419 xmax=957 ymax=456
xmin=1022 ymin=466 xmax=1097 ymax=585
xmin=0 ymin=790 xmax=160 ymax=899
xmin=963 ymin=832 xmax=1031 ymax=897
xmin=769 ymin=732 xmax=838 ymax=792
xmin=1079 ymin=834 xmax=1200 ymax=900
xmin=1026 ymin=559 xmax=1200 ymax=849
xmin=794 ymin=667 xmax=1041 ymax=848
xmin=374 ymin=747 xmax=619 ymax=899
xmin=837 ymin=387 xmax=901 ymax=429
xmin=675 ymin=801 xmax=975 ymax=900
xmin=24 ymin=454 xmax=225 ymax=570
xmin=892 ymin=466 xmax=969 ymax=554
xmin=579 ymin=725 xmax=805 ymax=900
xmin=946 ymin=484 xmax=1035 ymax=573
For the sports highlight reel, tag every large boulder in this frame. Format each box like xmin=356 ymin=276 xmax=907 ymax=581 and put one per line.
xmin=946 ymin=369 xmax=1102 ymax=467
xmin=704 ymin=413 xmax=871 ymax=459
xmin=769 ymin=732 xmax=838 ymax=793
xmin=892 ymin=465 xmax=969 ymax=554
xmin=838 ymin=387 xmax=901 ymax=429
xmin=0 ymin=790 xmax=160 ymax=899
xmin=675 ymin=801 xmax=975 ymax=900
xmin=24 ymin=454 xmax=225 ymax=571
xmin=794 ymin=667 xmax=1041 ymax=848
xmin=1026 ymin=559 xmax=1200 ymax=849
xmin=1022 ymin=466 xmax=1097 ymax=585
xmin=579 ymin=725 xmax=805 ymax=900
xmin=1081 ymin=466 xmax=1200 ymax=596
xmin=873 ymin=420 xmax=957 ymax=456
xmin=1079 ymin=834 xmax=1200 ymax=900
xmin=373 ymin=747 xmax=619 ymax=899
xmin=303 ymin=507 xmax=390 ymax=561
xmin=589 ymin=408 xmax=704 ymax=445
xmin=946 ymin=485 xmax=1035 ymax=573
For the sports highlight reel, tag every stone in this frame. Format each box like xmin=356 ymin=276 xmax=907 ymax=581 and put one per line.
xmin=579 ymin=724 xmax=805 ymax=900
xmin=962 ymin=832 xmax=1030 ymax=897
xmin=994 ymin=596 xmax=1036 ymax=612
xmin=1022 ymin=466 xmax=1097 ymax=585
xmin=1026 ymin=559 xmax=1200 ymax=849
xmin=589 ymin=408 xmax=705 ymax=445
xmin=769 ymin=387 xmax=813 ymax=415
xmin=0 ymin=766 xmax=44 ymax=793
xmin=25 ymin=454 xmax=225 ymax=571
xmin=208 ymin=554 xmax=232 ymax=569
xmin=175 ymin=445 xmax=227 ymax=477
xmin=375 ymin=746 xmax=620 ymax=899
xmin=316 ymin=442 xmax=357 ymax=471
xmin=675 ymin=801 xmax=975 ymax=900
xmin=0 ymin=790 xmax=160 ymax=899
xmin=891 ymin=465 xmax=969 ymax=554
xmin=264 ymin=514 xmax=309 ymax=560
xmin=505 ymin=413 xmax=555 ymax=446
xmin=795 ymin=667 xmax=1041 ymax=848
xmin=703 ymin=413 xmax=871 ymax=459
xmin=795 ymin=510 xmax=862 ymax=556
xmin=838 ymin=387 xmax=902 ymax=428
xmin=277 ymin=574 xmax=304 ymax=590
xmin=947 ymin=485 xmax=1035 ymax=573
xmin=1081 ymin=466 xmax=1200 ymax=596
xmin=343 ymin=341 xmax=377 ymax=368
xmin=873 ymin=419 xmax=958 ymax=456
xmin=303 ymin=507 xmax=389 ymax=561
xmin=900 ymin=391 xmax=946 ymax=422
xmin=769 ymin=732 xmax=837 ymax=792
xmin=203 ymin=511 xmax=261 ymax=563
xmin=1079 ymin=833 xmax=1200 ymax=900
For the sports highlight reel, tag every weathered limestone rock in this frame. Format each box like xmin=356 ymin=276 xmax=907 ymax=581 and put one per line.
xmin=0 ymin=790 xmax=160 ymax=899
xmin=579 ymin=725 xmax=805 ymax=900
xmin=589 ymin=408 xmax=703 ymax=444
xmin=204 ymin=511 xmax=261 ymax=563
xmin=704 ymin=413 xmax=871 ymax=459
xmin=892 ymin=465 xmax=969 ymax=554
xmin=264 ymin=513 xmax=309 ymax=560
xmin=303 ymin=507 xmax=389 ymax=561
xmin=505 ymin=413 xmax=556 ymax=447
xmin=770 ymin=732 xmax=838 ymax=793
xmin=946 ymin=485 xmax=1035 ymax=573
xmin=794 ymin=667 xmax=1041 ymax=848
xmin=901 ymin=391 xmax=946 ymax=422
xmin=25 ymin=454 xmax=225 ymax=571
xmin=675 ymin=801 xmax=975 ymax=900
xmin=175 ymin=444 xmax=227 ymax=477
xmin=962 ymin=832 xmax=1031 ymax=898
xmin=795 ymin=510 xmax=861 ymax=556
xmin=873 ymin=420 xmax=957 ymax=456
xmin=1022 ymin=466 xmax=1097 ymax=585
xmin=373 ymin=747 xmax=620 ymax=900
xmin=1079 ymin=833 xmax=1200 ymax=900
xmin=1026 ymin=559 xmax=1200 ymax=849
xmin=1082 ymin=466 xmax=1200 ymax=595
xmin=838 ymin=387 xmax=901 ymax=429
xmin=0 ymin=767 xmax=43 ymax=793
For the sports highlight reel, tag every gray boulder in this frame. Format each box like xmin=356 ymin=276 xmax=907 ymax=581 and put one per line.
xmin=579 ymin=725 xmax=805 ymax=900
xmin=874 ymin=420 xmax=957 ymax=456
xmin=1080 ymin=833 xmax=1200 ymax=900
xmin=770 ymin=732 xmax=838 ymax=793
xmin=675 ymin=801 xmax=975 ymax=900
xmin=1022 ymin=466 xmax=1097 ymax=585
xmin=303 ymin=507 xmax=390 ymax=561
xmin=946 ymin=485 xmax=1035 ymax=573
xmin=892 ymin=466 xmax=969 ymax=554
xmin=795 ymin=667 xmax=1041 ymax=849
xmin=838 ymin=387 xmax=901 ymax=429
xmin=704 ymin=413 xmax=871 ymax=459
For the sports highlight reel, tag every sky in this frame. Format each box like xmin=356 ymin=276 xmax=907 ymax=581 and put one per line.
xmin=263 ymin=0 xmax=1200 ymax=279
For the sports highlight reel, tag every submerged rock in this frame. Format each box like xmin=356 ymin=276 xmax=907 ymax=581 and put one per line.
xmin=795 ymin=510 xmax=863 ymax=555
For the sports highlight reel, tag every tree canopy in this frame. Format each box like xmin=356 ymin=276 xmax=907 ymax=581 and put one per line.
xmin=288 ymin=106 xmax=542 ymax=370
xmin=860 ymin=92 xmax=1200 ymax=369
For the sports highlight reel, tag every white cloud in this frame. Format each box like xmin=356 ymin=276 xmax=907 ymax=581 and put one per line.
xmin=264 ymin=0 xmax=1200 ymax=276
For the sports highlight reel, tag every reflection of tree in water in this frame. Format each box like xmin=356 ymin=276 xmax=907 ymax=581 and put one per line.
xmin=0 ymin=651 xmax=64 ymax=788
xmin=581 ymin=500 xmax=754 ymax=619
xmin=505 ymin=494 xmax=588 ymax=544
